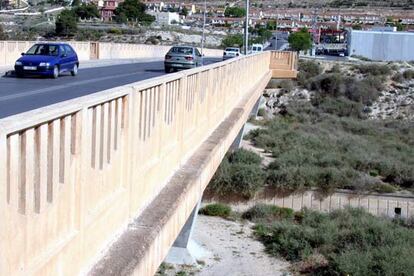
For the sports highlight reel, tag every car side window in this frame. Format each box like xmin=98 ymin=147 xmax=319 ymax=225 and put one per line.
xmin=196 ymin=49 xmax=202 ymax=56
xmin=64 ymin=45 xmax=74 ymax=55
xmin=60 ymin=46 xmax=66 ymax=56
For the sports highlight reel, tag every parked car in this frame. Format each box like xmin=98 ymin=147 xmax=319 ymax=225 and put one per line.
xmin=14 ymin=43 xmax=79 ymax=78
xmin=251 ymin=44 xmax=264 ymax=54
xmin=164 ymin=46 xmax=203 ymax=73
xmin=223 ymin=47 xmax=241 ymax=60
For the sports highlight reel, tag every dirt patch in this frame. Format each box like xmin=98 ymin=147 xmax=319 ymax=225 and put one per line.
xmin=158 ymin=215 xmax=289 ymax=276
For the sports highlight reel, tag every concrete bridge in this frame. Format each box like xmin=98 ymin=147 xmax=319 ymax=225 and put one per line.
xmin=0 ymin=45 xmax=297 ymax=275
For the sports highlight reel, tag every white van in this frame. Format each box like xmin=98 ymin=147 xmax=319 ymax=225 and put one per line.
xmin=251 ymin=44 xmax=264 ymax=54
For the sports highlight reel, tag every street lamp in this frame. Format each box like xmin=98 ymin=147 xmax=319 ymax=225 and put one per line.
xmin=244 ymin=0 xmax=249 ymax=55
xmin=201 ymin=0 xmax=207 ymax=65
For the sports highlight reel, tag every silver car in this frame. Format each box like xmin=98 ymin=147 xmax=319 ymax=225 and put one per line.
xmin=164 ymin=46 xmax=203 ymax=73
xmin=223 ymin=47 xmax=241 ymax=60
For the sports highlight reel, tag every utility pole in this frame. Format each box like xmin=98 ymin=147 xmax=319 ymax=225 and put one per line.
xmin=275 ymin=6 xmax=278 ymax=50
xmin=244 ymin=0 xmax=249 ymax=55
xmin=201 ymin=0 xmax=207 ymax=65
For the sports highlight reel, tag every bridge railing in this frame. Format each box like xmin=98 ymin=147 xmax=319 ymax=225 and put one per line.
xmin=0 ymin=50 xmax=296 ymax=275
xmin=269 ymin=51 xmax=298 ymax=78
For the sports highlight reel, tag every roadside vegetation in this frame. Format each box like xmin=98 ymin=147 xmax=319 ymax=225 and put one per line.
xmin=249 ymin=102 xmax=414 ymax=195
xmin=251 ymin=207 xmax=414 ymax=275
xmin=207 ymin=59 xmax=414 ymax=199
xmin=207 ymin=149 xmax=265 ymax=199
xmin=199 ymin=203 xmax=232 ymax=218
xmin=198 ymin=202 xmax=414 ymax=275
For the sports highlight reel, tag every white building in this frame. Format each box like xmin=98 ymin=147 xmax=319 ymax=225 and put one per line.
xmin=149 ymin=11 xmax=180 ymax=25
xmin=349 ymin=30 xmax=414 ymax=61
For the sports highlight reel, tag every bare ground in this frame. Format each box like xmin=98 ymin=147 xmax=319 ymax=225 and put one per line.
xmin=158 ymin=215 xmax=289 ymax=276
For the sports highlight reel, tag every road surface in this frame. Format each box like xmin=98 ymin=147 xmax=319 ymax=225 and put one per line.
xmin=0 ymin=58 xmax=220 ymax=119
xmin=265 ymin=32 xmax=289 ymax=51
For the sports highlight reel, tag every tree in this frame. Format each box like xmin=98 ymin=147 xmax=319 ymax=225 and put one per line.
xmin=114 ymin=0 xmax=155 ymax=24
xmin=55 ymin=10 xmax=78 ymax=36
xmin=288 ymin=28 xmax=312 ymax=52
xmin=0 ymin=25 xmax=7 ymax=40
xmin=258 ymin=28 xmax=272 ymax=41
xmin=224 ymin=7 xmax=246 ymax=18
xmin=74 ymin=3 xmax=100 ymax=19
xmin=221 ymin=34 xmax=244 ymax=48
xmin=266 ymin=20 xmax=277 ymax=30
xmin=180 ymin=6 xmax=188 ymax=17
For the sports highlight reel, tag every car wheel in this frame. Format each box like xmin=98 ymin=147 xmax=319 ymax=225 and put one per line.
xmin=15 ymin=72 xmax=23 ymax=78
xmin=165 ymin=67 xmax=173 ymax=73
xmin=52 ymin=66 xmax=59 ymax=79
xmin=71 ymin=64 xmax=78 ymax=76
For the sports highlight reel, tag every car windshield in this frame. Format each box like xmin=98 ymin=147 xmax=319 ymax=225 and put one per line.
xmin=169 ymin=47 xmax=193 ymax=55
xmin=226 ymin=48 xmax=239 ymax=52
xmin=25 ymin=44 xmax=60 ymax=56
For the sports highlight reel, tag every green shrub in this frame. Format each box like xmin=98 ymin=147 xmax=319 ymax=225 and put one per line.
xmin=353 ymin=64 xmax=391 ymax=76
xmin=227 ymin=163 xmax=265 ymax=198
xmin=254 ymin=208 xmax=414 ymax=275
xmin=199 ymin=203 xmax=231 ymax=218
xmin=392 ymin=72 xmax=404 ymax=82
xmin=266 ymin=79 xmax=295 ymax=92
xmin=228 ymin=149 xmax=262 ymax=165
xmin=257 ymin=108 xmax=266 ymax=117
xmin=278 ymin=79 xmax=294 ymax=92
xmin=208 ymin=149 xmax=264 ymax=198
xmin=345 ymin=76 xmax=384 ymax=104
xmin=242 ymin=204 xmax=294 ymax=221
xmin=371 ymin=182 xmax=397 ymax=193
xmin=209 ymin=158 xmax=265 ymax=199
xmin=310 ymin=73 xmax=345 ymax=97
xmin=403 ymin=69 xmax=414 ymax=80
xmin=312 ymin=96 xmax=364 ymax=118
xmin=297 ymin=60 xmax=322 ymax=87
xmin=75 ymin=29 xmax=104 ymax=41
xmin=108 ymin=28 xmax=122 ymax=35
xmin=304 ymin=70 xmax=384 ymax=106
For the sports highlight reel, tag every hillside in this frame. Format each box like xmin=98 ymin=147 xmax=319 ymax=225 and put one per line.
xmin=206 ymin=59 xmax=414 ymax=199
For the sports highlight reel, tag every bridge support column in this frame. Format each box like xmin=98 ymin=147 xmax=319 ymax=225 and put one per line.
xmin=230 ymin=124 xmax=245 ymax=150
xmin=250 ymin=95 xmax=263 ymax=118
xmin=230 ymin=96 xmax=264 ymax=150
xmin=165 ymin=201 xmax=206 ymax=265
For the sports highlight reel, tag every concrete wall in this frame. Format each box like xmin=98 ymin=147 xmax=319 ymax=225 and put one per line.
xmin=0 ymin=41 xmax=91 ymax=67
xmin=0 ymin=51 xmax=297 ymax=275
xmin=349 ymin=30 xmax=414 ymax=61
xmin=0 ymin=41 xmax=224 ymax=67
xmin=207 ymin=190 xmax=414 ymax=220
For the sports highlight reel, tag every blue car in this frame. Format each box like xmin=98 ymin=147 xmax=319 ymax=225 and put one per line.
xmin=14 ymin=43 xmax=79 ymax=79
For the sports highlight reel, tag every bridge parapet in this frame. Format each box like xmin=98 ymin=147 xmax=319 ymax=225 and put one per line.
xmin=269 ymin=51 xmax=298 ymax=78
xmin=0 ymin=50 xmax=296 ymax=275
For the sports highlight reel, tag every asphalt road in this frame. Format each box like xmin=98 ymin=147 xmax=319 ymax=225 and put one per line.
xmin=265 ymin=32 xmax=289 ymax=51
xmin=0 ymin=58 xmax=220 ymax=119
